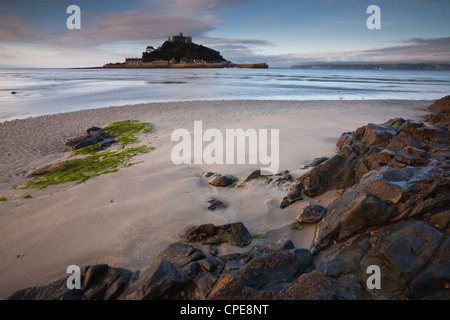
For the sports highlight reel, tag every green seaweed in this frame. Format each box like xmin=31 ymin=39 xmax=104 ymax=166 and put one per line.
xmin=22 ymin=120 xmax=155 ymax=189
xmin=208 ymin=235 xmax=223 ymax=245
xmin=0 ymin=197 xmax=7 ymax=201
xmin=23 ymin=195 xmax=33 ymax=200
xmin=24 ymin=145 xmax=151 ymax=189
xmin=72 ymin=145 xmax=97 ymax=156
xmin=103 ymin=120 xmax=155 ymax=148
xmin=251 ymin=233 xmax=268 ymax=241
xmin=291 ymin=222 xmax=304 ymax=231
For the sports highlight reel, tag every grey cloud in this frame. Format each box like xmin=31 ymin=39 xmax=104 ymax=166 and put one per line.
xmin=356 ymin=37 xmax=450 ymax=61
xmin=227 ymin=37 xmax=450 ymax=67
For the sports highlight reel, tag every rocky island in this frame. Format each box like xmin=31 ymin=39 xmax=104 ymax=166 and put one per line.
xmin=103 ymin=33 xmax=268 ymax=69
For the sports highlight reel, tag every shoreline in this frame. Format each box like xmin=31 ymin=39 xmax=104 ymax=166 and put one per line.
xmin=0 ymin=99 xmax=433 ymax=124
xmin=0 ymin=99 xmax=432 ymax=298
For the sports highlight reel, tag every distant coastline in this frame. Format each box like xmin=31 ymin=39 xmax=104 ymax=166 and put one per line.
xmin=291 ymin=63 xmax=450 ymax=70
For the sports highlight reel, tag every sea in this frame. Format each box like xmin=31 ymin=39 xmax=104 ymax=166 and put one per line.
xmin=0 ymin=67 xmax=449 ymax=122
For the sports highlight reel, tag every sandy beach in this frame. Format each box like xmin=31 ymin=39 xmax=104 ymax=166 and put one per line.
xmin=0 ymin=99 xmax=431 ymax=298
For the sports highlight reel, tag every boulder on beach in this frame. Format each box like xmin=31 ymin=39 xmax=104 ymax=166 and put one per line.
xmin=207 ymin=199 xmax=227 ymax=211
xmin=208 ymin=174 xmax=238 ymax=187
xmin=66 ymin=127 xmax=118 ymax=151
xmin=296 ymin=204 xmax=326 ymax=223
xmin=182 ymin=222 xmax=252 ymax=247
xmin=244 ymin=169 xmax=261 ymax=182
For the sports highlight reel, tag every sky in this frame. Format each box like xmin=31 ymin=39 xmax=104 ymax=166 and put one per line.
xmin=0 ymin=0 xmax=449 ymax=67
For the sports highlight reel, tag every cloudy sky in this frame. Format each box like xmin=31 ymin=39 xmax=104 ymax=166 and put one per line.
xmin=1 ymin=0 xmax=449 ymax=67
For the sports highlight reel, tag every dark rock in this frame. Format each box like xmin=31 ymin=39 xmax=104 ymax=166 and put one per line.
xmin=182 ymin=222 xmax=252 ymax=247
xmin=339 ymin=144 xmax=358 ymax=161
xmin=402 ymin=146 xmax=428 ymax=158
xmin=286 ymin=185 xmax=303 ymax=202
xmin=428 ymin=95 xmax=450 ymax=114
xmin=123 ymin=259 xmax=183 ymax=300
xmin=319 ymin=220 xmax=445 ymax=300
xmin=387 ymin=131 xmax=431 ymax=151
xmin=276 ymin=270 xmax=335 ymax=300
xmin=376 ymin=149 xmax=397 ymax=165
xmin=356 ymin=123 xmax=397 ymax=147
xmin=82 ymin=264 xmax=109 ymax=290
xmin=429 ymin=210 xmax=450 ymax=230
xmin=224 ymin=259 xmax=244 ymax=272
xmin=11 ymin=91 xmax=17 ymax=94
xmin=358 ymin=220 xmax=444 ymax=300
xmin=207 ymin=199 xmax=227 ymax=211
xmin=209 ymin=174 xmax=237 ymax=187
xmin=384 ymin=117 xmax=407 ymax=128
xmin=93 ymin=138 xmax=118 ymax=151
xmin=244 ymin=170 xmax=261 ymax=181
xmin=397 ymin=121 xmax=449 ymax=146
xmin=296 ymin=204 xmax=326 ymax=223
xmin=238 ymin=249 xmax=314 ymax=290
xmin=197 ymin=257 xmax=224 ymax=274
xmin=266 ymin=239 xmax=295 ymax=253
xmin=298 ymin=153 xmax=355 ymax=197
xmin=86 ymin=127 xmax=102 ymax=134
xmin=279 ymin=197 xmax=290 ymax=209
xmin=191 ymin=273 xmax=218 ymax=299
xmin=154 ymin=242 xmax=206 ymax=269
xmin=81 ymin=264 xmax=133 ymax=300
xmin=303 ymin=157 xmax=328 ymax=168
xmin=408 ymin=237 xmax=450 ymax=299
xmin=6 ymin=278 xmax=70 ymax=300
xmin=279 ymin=183 xmax=304 ymax=209
xmin=207 ymin=273 xmax=259 ymax=300
xmin=204 ymin=171 xmax=215 ymax=178
xmin=122 ymin=243 xmax=207 ymax=300
xmin=7 ymin=264 xmax=133 ymax=300
xmin=353 ymin=157 xmax=371 ymax=182
xmin=313 ymin=188 xmax=395 ymax=251
xmin=360 ymin=169 xmax=404 ymax=204
xmin=311 ymin=156 xmax=329 ymax=166
xmin=424 ymin=111 xmax=450 ymax=125
xmin=394 ymin=152 xmax=426 ymax=167
xmin=66 ymin=127 xmax=117 ymax=151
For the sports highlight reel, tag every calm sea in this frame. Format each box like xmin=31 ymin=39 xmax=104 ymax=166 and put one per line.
xmin=0 ymin=67 xmax=449 ymax=122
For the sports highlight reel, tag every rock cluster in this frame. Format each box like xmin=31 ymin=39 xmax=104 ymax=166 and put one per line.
xmin=65 ymin=127 xmax=118 ymax=151
xmin=7 ymin=240 xmax=334 ymax=300
xmin=208 ymin=174 xmax=238 ymax=187
xmin=308 ymin=95 xmax=449 ymax=299
xmin=182 ymin=222 xmax=252 ymax=247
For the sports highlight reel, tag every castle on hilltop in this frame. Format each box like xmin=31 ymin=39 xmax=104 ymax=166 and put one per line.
xmin=111 ymin=32 xmax=268 ymax=69
xmin=169 ymin=32 xmax=192 ymax=44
